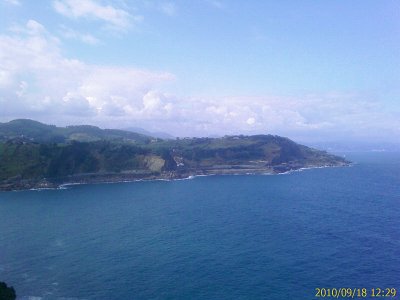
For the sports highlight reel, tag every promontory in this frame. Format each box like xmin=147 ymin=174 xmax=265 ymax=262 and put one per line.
xmin=0 ymin=119 xmax=350 ymax=191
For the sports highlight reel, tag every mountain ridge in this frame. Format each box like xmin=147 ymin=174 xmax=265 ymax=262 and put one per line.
xmin=0 ymin=119 xmax=152 ymax=144
xmin=0 ymin=119 xmax=350 ymax=191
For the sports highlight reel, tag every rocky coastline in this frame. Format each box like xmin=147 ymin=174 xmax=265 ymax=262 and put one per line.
xmin=0 ymin=161 xmax=350 ymax=192
xmin=0 ymin=120 xmax=351 ymax=192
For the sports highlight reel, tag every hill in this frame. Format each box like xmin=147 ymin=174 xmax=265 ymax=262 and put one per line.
xmin=0 ymin=120 xmax=350 ymax=190
xmin=124 ymin=126 xmax=175 ymax=139
xmin=0 ymin=119 xmax=152 ymax=144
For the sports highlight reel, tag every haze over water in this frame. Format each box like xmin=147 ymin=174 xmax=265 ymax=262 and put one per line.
xmin=0 ymin=152 xmax=399 ymax=299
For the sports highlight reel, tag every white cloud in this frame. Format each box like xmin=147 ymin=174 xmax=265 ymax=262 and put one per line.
xmin=159 ymin=2 xmax=176 ymax=16
xmin=165 ymin=94 xmax=400 ymax=141
xmin=205 ymin=0 xmax=224 ymax=9
xmin=143 ymin=1 xmax=177 ymax=17
xmin=62 ymin=92 xmax=96 ymax=116
xmin=0 ymin=20 xmax=398 ymax=142
xmin=24 ymin=19 xmax=46 ymax=35
xmin=0 ymin=20 xmax=174 ymax=123
xmin=59 ymin=25 xmax=100 ymax=45
xmin=52 ymin=0 xmax=140 ymax=30
xmin=246 ymin=117 xmax=255 ymax=125
xmin=3 ymin=0 xmax=20 ymax=6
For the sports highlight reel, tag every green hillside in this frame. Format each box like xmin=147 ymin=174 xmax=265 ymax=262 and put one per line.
xmin=0 ymin=119 xmax=152 ymax=144
xmin=0 ymin=119 xmax=349 ymax=190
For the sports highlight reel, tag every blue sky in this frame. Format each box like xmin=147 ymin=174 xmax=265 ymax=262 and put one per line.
xmin=0 ymin=0 xmax=399 ymax=143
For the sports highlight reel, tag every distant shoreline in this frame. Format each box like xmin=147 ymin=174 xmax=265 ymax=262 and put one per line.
xmin=2 ymin=163 xmax=350 ymax=192
xmin=0 ymin=120 xmax=351 ymax=192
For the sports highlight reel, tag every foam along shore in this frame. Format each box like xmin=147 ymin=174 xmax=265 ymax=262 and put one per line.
xmin=0 ymin=120 xmax=350 ymax=192
xmin=3 ymin=161 xmax=350 ymax=192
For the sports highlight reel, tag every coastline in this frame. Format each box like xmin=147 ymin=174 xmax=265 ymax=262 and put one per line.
xmin=0 ymin=162 xmax=350 ymax=192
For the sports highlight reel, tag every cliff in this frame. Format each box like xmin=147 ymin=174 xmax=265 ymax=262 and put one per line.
xmin=0 ymin=120 xmax=350 ymax=190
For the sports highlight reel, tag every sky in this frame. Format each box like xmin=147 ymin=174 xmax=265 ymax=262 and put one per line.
xmin=0 ymin=0 xmax=399 ymax=143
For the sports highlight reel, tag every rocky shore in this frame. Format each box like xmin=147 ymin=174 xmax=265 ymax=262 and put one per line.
xmin=0 ymin=121 xmax=351 ymax=191
xmin=0 ymin=161 xmax=350 ymax=191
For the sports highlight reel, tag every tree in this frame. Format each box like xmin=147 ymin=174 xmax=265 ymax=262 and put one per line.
xmin=0 ymin=282 xmax=16 ymax=300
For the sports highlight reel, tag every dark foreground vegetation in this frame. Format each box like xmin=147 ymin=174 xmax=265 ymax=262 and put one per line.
xmin=0 ymin=282 xmax=16 ymax=300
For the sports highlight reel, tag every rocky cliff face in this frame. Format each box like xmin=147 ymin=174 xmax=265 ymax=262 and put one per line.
xmin=144 ymin=155 xmax=165 ymax=172
xmin=0 ymin=120 xmax=350 ymax=190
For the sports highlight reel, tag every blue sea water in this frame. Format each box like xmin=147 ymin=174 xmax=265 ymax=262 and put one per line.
xmin=0 ymin=152 xmax=399 ymax=300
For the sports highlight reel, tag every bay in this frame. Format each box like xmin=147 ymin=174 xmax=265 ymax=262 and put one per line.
xmin=0 ymin=152 xmax=399 ymax=299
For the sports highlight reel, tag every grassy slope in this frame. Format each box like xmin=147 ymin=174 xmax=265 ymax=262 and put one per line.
xmin=0 ymin=119 xmax=348 ymax=184
xmin=0 ymin=119 xmax=151 ymax=144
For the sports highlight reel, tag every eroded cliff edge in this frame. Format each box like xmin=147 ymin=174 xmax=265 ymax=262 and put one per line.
xmin=0 ymin=120 xmax=350 ymax=191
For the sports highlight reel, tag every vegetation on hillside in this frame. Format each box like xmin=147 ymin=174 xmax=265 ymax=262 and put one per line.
xmin=0 ymin=119 xmax=151 ymax=144
xmin=0 ymin=119 xmax=349 ymax=189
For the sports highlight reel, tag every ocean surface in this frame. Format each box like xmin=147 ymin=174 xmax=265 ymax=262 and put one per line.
xmin=0 ymin=152 xmax=399 ymax=300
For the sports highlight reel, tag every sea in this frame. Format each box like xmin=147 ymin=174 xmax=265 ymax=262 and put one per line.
xmin=0 ymin=152 xmax=399 ymax=300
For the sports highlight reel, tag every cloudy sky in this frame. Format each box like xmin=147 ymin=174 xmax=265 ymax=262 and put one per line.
xmin=0 ymin=0 xmax=399 ymax=143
